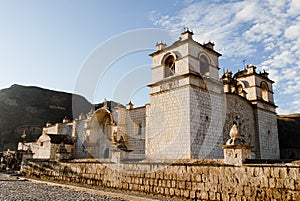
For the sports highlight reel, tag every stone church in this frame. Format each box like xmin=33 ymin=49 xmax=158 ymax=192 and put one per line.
xmin=18 ymin=29 xmax=280 ymax=160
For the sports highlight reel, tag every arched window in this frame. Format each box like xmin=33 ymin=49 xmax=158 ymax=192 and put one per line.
xmin=164 ymin=55 xmax=175 ymax=77
xmin=237 ymin=85 xmax=243 ymax=95
xmin=200 ymin=55 xmax=209 ymax=77
xmin=261 ymin=82 xmax=269 ymax=102
xmin=237 ymin=82 xmax=246 ymax=97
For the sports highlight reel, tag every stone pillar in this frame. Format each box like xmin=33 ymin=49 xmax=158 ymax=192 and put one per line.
xmin=223 ymin=144 xmax=251 ymax=166
xmin=111 ymin=149 xmax=129 ymax=163
xmin=222 ymin=124 xmax=252 ymax=166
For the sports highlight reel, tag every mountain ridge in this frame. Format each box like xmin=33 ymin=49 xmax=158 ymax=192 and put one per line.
xmin=0 ymin=84 xmax=94 ymax=150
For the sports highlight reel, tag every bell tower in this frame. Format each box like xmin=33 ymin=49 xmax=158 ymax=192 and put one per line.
xmin=234 ymin=64 xmax=280 ymax=159
xmin=146 ymin=28 xmax=224 ymax=159
xmin=150 ymin=28 xmax=220 ymax=84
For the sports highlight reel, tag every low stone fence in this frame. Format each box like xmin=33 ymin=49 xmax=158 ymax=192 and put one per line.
xmin=21 ymin=159 xmax=300 ymax=200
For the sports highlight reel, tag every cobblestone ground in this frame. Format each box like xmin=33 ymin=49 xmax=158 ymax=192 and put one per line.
xmin=0 ymin=173 xmax=127 ymax=201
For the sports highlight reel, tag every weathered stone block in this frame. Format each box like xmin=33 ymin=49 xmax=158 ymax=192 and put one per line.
xmin=175 ymin=188 xmax=181 ymax=197
xmin=150 ymin=178 xmax=154 ymax=186
xmin=197 ymin=191 xmax=208 ymax=200
xmin=169 ymin=188 xmax=175 ymax=196
xmin=145 ymin=185 xmax=150 ymax=193
xmin=295 ymin=180 xmax=300 ymax=191
xmin=244 ymin=186 xmax=251 ymax=196
xmin=261 ymin=176 xmax=269 ymax=188
xmin=122 ymin=183 xmax=128 ymax=190
xmin=171 ymin=180 xmax=176 ymax=188
xmin=184 ymin=181 xmax=191 ymax=190
xmin=288 ymin=168 xmax=299 ymax=179
xmin=158 ymin=179 xmax=162 ymax=187
xmin=183 ymin=189 xmax=190 ymax=198
xmin=209 ymin=192 xmax=216 ymax=200
xmin=269 ymin=178 xmax=276 ymax=188
xmin=194 ymin=174 xmax=202 ymax=182
xmin=178 ymin=181 xmax=185 ymax=189
xmin=271 ymin=167 xmax=280 ymax=178
xmin=263 ymin=167 xmax=271 ymax=177
xmin=230 ymin=196 xmax=237 ymax=201
xmin=284 ymin=179 xmax=295 ymax=190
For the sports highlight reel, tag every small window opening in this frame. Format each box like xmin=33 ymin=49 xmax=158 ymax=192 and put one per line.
xmin=138 ymin=123 xmax=142 ymax=135
xmin=200 ymin=55 xmax=209 ymax=77
xmin=237 ymin=85 xmax=243 ymax=95
xmin=104 ymin=148 xmax=109 ymax=158
xmin=261 ymin=82 xmax=269 ymax=102
xmin=164 ymin=55 xmax=175 ymax=77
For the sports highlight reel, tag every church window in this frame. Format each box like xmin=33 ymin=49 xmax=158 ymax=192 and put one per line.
xmin=137 ymin=123 xmax=142 ymax=135
xmin=261 ymin=82 xmax=269 ymax=102
xmin=104 ymin=148 xmax=109 ymax=158
xmin=237 ymin=85 xmax=243 ymax=95
xmin=200 ymin=55 xmax=209 ymax=77
xmin=164 ymin=55 xmax=175 ymax=77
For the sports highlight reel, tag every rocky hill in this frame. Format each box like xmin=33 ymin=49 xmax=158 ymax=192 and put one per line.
xmin=0 ymin=84 xmax=94 ymax=150
xmin=277 ymin=113 xmax=300 ymax=159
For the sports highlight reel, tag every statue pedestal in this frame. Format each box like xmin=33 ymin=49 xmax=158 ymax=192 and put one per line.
xmin=111 ymin=149 xmax=129 ymax=163
xmin=222 ymin=144 xmax=251 ymax=166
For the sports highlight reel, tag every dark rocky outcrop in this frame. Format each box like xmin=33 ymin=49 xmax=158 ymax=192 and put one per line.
xmin=0 ymin=84 xmax=93 ymax=150
xmin=277 ymin=113 xmax=300 ymax=159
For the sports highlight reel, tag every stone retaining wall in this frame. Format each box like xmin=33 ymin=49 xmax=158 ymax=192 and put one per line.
xmin=21 ymin=159 xmax=300 ymax=200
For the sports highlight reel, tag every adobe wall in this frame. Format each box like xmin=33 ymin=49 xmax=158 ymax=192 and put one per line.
xmin=21 ymin=159 xmax=300 ymax=200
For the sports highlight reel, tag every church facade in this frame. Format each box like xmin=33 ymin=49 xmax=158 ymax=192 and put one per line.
xmin=18 ymin=29 xmax=280 ymax=160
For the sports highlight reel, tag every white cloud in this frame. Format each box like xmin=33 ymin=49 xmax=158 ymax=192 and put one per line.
xmin=283 ymin=81 xmax=300 ymax=94
xmin=285 ymin=23 xmax=300 ymax=40
xmin=288 ymin=0 xmax=300 ymax=16
xmin=150 ymin=0 xmax=300 ymax=114
xmin=282 ymin=68 xmax=299 ymax=80
xmin=277 ymin=107 xmax=292 ymax=115
xmin=235 ymin=2 xmax=260 ymax=22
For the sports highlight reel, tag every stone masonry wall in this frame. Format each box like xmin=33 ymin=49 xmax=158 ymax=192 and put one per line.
xmin=117 ymin=106 xmax=146 ymax=158
xmin=190 ymin=86 xmax=225 ymax=159
xmin=21 ymin=159 xmax=300 ymax=200
xmin=256 ymin=108 xmax=280 ymax=159
xmin=224 ymin=94 xmax=257 ymax=157
xmin=147 ymin=86 xmax=191 ymax=159
xmin=74 ymin=119 xmax=88 ymax=159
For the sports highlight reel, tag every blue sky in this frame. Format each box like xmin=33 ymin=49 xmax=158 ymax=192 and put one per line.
xmin=0 ymin=0 xmax=299 ymax=114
